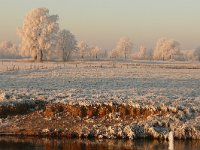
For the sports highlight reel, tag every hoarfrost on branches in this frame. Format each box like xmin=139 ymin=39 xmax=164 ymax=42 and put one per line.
xmin=109 ymin=48 xmax=121 ymax=59
xmin=77 ymin=41 xmax=89 ymax=59
xmin=0 ymin=41 xmax=20 ymax=59
xmin=194 ymin=47 xmax=200 ymax=61
xmin=57 ymin=29 xmax=77 ymax=61
xmin=136 ymin=45 xmax=147 ymax=59
xmin=89 ymin=46 xmax=101 ymax=59
xmin=112 ymin=37 xmax=133 ymax=60
xmin=17 ymin=7 xmax=59 ymax=61
xmin=132 ymin=45 xmax=148 ymax=60
xmin=153 ymin=38 xmax=183 ymax=61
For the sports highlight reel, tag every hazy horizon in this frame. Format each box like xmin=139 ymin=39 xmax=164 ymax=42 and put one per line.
xmin=0 ymin=0 xmax=200 ymax=50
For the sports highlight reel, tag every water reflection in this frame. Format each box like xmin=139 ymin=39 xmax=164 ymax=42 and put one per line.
xmin=0 ymin=136 xmax=200 ymax=150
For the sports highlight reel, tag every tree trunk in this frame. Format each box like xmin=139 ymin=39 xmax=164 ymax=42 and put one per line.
xmin=62 ymin=55 xmax=66 ymax=61
xmin=62 ymin=49 xmax=66 ymax=61
xmin=37 ymin=50 xmax=43 ymax=62
xmin=66 ymin=51 xmax=71 ymax=61
xmin=34 ymin=55 xmax=37 ymax=61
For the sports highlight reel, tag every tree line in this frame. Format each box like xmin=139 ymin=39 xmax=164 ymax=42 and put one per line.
xmin=0 ymin=7 xmax=200 ymax=62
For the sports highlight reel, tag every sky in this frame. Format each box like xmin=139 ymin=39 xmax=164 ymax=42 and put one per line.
xmin=0 ymin=0 xmax=200 ymax=50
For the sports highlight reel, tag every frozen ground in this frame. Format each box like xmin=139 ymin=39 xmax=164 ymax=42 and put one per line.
xmin=0 ymin=60 xmax=200 ymax=139
xmin=0 ymin=60 xmax=200 ymax=105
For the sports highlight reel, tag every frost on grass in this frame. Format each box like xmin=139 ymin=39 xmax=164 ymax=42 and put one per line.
xmin=0 ymin=61 xmax=200 ymax=139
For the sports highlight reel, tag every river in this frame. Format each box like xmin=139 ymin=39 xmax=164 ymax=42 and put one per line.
xmin=0 ymin=136 xmax=200 ymax=150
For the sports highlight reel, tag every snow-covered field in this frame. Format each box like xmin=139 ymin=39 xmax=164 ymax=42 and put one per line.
xmin=0 ymin=60 xmax=200 ymax=139
xmin=0 ymin=60 xmax=200 ymax=105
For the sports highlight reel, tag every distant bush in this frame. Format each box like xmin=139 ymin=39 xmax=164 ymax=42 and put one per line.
xmin=0 ymin=41 xmax=21 ymax=59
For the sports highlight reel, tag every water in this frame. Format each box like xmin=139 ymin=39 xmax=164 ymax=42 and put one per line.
xmin=0 ymin=136 xmax=200 ymax=150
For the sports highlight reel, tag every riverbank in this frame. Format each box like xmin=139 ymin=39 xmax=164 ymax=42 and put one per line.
xmin=0 ymin=97 xmax=200 ymax=140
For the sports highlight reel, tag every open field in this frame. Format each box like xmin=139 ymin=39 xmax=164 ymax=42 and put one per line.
xmin=0 ymin=60 xmax=200 ymax=139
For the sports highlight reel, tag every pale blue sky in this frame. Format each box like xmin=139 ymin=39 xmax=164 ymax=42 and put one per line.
xmin=0 ymin=0 xmax=200 ymax=50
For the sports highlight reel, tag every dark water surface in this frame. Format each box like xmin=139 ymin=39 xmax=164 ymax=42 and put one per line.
xmin=0 ymin=136 xmax=200 ymax=150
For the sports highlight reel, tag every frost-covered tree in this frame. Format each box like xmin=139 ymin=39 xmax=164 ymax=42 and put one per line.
xmin=184 ymin=49 xmax=200 ymax=61
xmin=77 ymin=41 xmax=89 ymax=59
xmin=184 ymin=49 xmax=195 ymax=61
xmin=109 ymin=48 xmax=120 ymax=59
xmin=133 ymin=45 xmax=147 ymax=60
xmin=153 ymin=38 xmax=181 ymax=60
xmin=147 ymin=49 xmax=153 ymax=60
xmin=0 ymin=41 xmax=20 ymax=59
xmin=57 ymin=29 xmax=77 ymax=61
xmin=114 ymin=37 xmax=133 ymax=60
xmin=90 ymin=46 xmax=101 ymax=59
xmin=137 ymin=45 xmax=146 ymax=59
xmin=1 ymin=41 xmax=13 ymax=49
xmin=194 ymin=47 xmax=200 ymax=61
xmin=18 ymin=7 xmax=59 ymax=61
